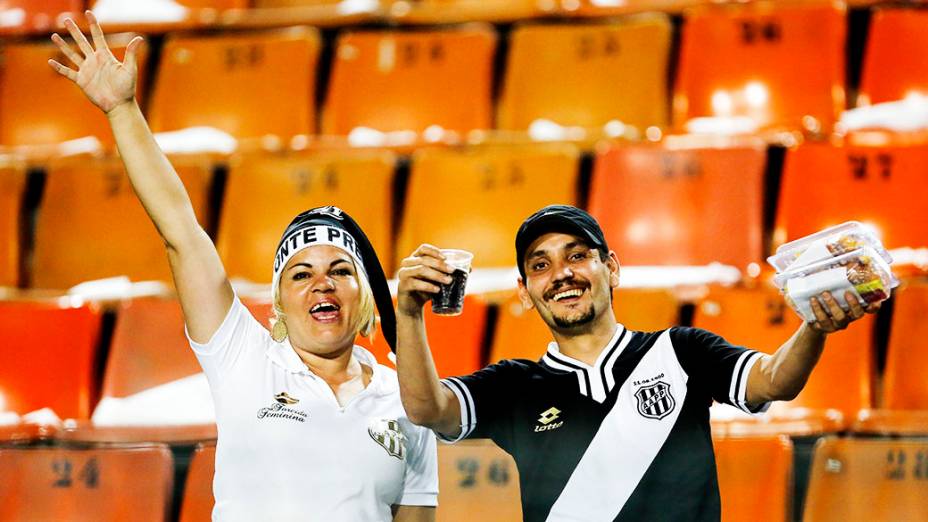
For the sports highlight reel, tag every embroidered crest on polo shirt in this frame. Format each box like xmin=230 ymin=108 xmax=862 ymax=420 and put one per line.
xmin=635 ymin=381 xmax=676 ymax=420
xmin=368 ymin=419 xmax=406 ymax=460
xmin=534 ymin=407 xmax=564 ymax=432
xmin=257 ymin=392 xmax=308 ymax=423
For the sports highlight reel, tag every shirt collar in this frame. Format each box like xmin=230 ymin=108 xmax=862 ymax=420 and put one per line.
xmin=266 ymin=339 xmax=385 ymax=392
xmin=544 ymin=323 xmax=627 ymax=370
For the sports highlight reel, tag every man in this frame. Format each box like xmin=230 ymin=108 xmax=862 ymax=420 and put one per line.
xmin=395 ymin=205 xmax=879 ymax=521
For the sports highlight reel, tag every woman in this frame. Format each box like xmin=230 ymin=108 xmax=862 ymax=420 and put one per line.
xmin=49 ymin=13 xmax=437 ymax=521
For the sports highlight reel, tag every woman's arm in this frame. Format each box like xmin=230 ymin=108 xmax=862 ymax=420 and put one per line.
xmin=392 ymin=505 xmax=436 ymax=522
xmin=50 ymin=12 xmax=232 ymax=341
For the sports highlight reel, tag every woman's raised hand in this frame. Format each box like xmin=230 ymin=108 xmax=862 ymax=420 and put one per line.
xmin=48 ymin=11 xmax=144 ymax=114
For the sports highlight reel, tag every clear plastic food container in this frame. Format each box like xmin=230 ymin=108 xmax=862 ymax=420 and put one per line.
xmin=767 ymin=221 xmax=892 ymax=273
xmin=773 ymin=246 xmax=898 ymax=323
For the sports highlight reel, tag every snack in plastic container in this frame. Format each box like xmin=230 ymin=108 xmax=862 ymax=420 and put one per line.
xmin=773 ymin=246 xmax=898 ymax=322
xmin=768 ymin=221 xmax=892 ymax=273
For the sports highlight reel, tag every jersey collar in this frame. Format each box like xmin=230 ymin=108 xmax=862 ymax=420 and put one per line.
xmin=266 ymin=340 xmax=386 ymax=393
xmin=541 ymin=324 xmax=633 ymax=403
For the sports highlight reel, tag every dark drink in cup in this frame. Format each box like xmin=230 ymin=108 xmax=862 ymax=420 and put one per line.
xmin=432 ymin=249 xmax=473 ymax=316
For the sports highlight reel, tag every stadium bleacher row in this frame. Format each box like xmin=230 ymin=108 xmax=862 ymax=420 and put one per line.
xmin=1 ymin=0 xmax=928 ymax=521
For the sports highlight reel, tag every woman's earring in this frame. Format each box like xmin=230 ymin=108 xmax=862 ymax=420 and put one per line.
xmin=272 ymin=319 xmax=288 ymax=342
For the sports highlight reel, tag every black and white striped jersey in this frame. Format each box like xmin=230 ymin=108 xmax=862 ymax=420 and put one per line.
xmin=439 ymin=325 xmax=770 ymax=522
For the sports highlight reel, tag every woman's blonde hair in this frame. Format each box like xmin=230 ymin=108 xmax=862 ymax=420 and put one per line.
xmin=271 ymin=257 xmax=377 ymax=342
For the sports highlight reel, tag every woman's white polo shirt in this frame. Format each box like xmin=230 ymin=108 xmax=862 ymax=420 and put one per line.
xmin=188 ymin=296 xmax=438 ymax=521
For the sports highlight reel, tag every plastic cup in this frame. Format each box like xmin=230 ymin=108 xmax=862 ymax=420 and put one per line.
xmin=431 ymin=249 xmax=473 ymax=316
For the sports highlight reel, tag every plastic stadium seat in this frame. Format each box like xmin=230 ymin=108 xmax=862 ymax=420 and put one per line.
xmin=92 ymin=0 xmax=246 ymax=8
xmin=0 ymin=34 xmax=147 ymax=147
xmin=217 ymin=149 xmax=396 ymax=283
xmin=588 ymin=142 xmax=766 ymax=269
xmin=0 ymin=165 xmax=26 ymax=287
xmin=858 ymin=9 xmax=928 ymax=106
xmin=388 ymin=0 xmax=548 ymax=25
xmin=854 ymin=409 xmax=928 ymax=437
xmin=31 ymin=155 xmax=212 ymax=289
xmin=804 ymin=437 xmax=928 ymax=521
xmin=0 ymin=0 xmax=81 ymax=33
xmin=498 ymin=16 xmax=671 ymax=134
xmin=673 ymin=2 xmax=845 ymax=133
xmin=437 ymin=440 xmax=521 ymax=522
xmin=0 ymin=300 xmax=102 ymax=420
xmin=396 ymin=143 xmax=579 ymax=269
xmin=881 ymin=282 xmax=928 ymax=410
xmin=489 ymin=288 xmax=679 ymax=363
xmin=776 ymin=141 xmax=928 ymax=251
xmin=693 ymin=284 xmax=876 ymax=420
xmin=149 ymin=27 xmax=320 ymax=139
xmin=357 ymin=295 xmax=489 ymax=377
xmin=179 ymin=443 xmax=216 ymax=522
xmin=57 ymin=296 xmax=218 ymax=444
xmin=322 ymin=26 xmax=496 ymax=135
xmin=0 ymin=445 xmax=173 ymax=521
xmin=714 ymin=435 xmax=792 ymax=522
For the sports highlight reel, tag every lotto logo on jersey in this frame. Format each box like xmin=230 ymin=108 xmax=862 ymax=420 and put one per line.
xmin=635 ymin=381 xmax=675 ymax=420
xmin=535 ymin=407 xmax=564 ymax=432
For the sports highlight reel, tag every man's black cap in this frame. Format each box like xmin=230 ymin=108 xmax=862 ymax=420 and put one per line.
xmin=278 ymin=206 xmax=397 ymax=353
xmin=515 ymin=205 xmax=609 ymax=278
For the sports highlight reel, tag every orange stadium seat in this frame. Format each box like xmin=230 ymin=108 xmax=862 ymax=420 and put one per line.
xmin=881 ymin=281 xmax=928 ymax=410
xmin=0 ymin=300 xmax=102 ymax=420
xmin=714 ymin=435 xmax=792 ymax=522
xmin=498 ymin=16 xmax=671 ymax=134
xmin=776 ymin=140 xmax=928 ymax=251
xmin=858 ymin=8 xmax=928 ymax=106
xmin=437 ymin=440 xmax=522 ymax=522
xmin=587 ymin=141 xmax=766 ymax=269
xmin=693 ymin=284 xmax=875 ymax=420
xmin=0 ymin=445 xmax=173 ymax=521
xmin=395 ymin=143 xmax=579 ymax=269
xmin=0 ymin=34 xmax=147 ymax=147
xmin=804 ymin=437 xmax=928 ymax=521
xmin=57 ymin=296 xmax=218 ymax=444
xmin=31 ymin=155 xmax=212 ymax=289
xmin=358 ymin=295 xmax=489 ymax=377
xmin=490 ymin=288 xmax=679 ymax=363
xmin=322 ymin=26 xmax=496 ymax=135
xmin=673 ymin=2 xmax=845 ymax=133
xmin=217 ymin=149 xmax=396 ymax=283
xmin=0 ymin=164 xmax=26 ymax=287
xmin=0 ymin=0 xmax=81 ymax=33
xmin=92 ymin=0 xmax=246 ymax=8
xmin=149 ymin=27 xmax=320 ymax=139
xmin=179 ymin=443 xmax=216 ymax=522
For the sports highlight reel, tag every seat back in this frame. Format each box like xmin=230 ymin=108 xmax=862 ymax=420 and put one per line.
xmin=498 ymin=16 xmax=671 ymax=132
xmin=0 ymin=34 xmax=147 ymax=146
xmin=396 ymin=143 xmax=579 ymax=269
xmin=0 ymin=445 xmax=173 ymax=522
xmin=31 ymin=156 xmax=211 ymax=289
xmin=882 ymin=282 xmax=928 ymax=409
xmin=323 ymin=26 xmax=496 ymax=135
xmin=693 ymin=285 xmax=875 ymax=417
xmin=149 ymin=28 xmax=320 ymax=139
xmin=179 ymin=443 xmax=216 ymax=522
xmin=0 ymin=300 xmax=102 ymax=419
xmin=0 ymin=1 xmax=81 ymax=32
xmin=776 ymin=141 xmax=928 ymax=250
xmin=714 ymin=435 xmax=792 ymax=522
xmin=436 ymin=440 xmax=522 ymax=522
xmin=858 ymin=8 xmax=928 ymax=106
xmin=0 ymin=164 xmax=26 ymax=287
xmin=804 ymin=437 xmax=928 ymax=521
xmin=217 ymin=149 xmax=396 ymax=282
xmin=674 ymin=2 xmax=845 ymax=132
xmin=588 ymin=142 xmax=766 ymax=269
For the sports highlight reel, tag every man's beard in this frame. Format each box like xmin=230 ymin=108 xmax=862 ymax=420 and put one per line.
xmin=551 ymin=303 xmax=596 ymax=329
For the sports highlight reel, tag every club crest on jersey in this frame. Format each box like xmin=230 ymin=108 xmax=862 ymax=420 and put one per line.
xmin=635 ymin=381 xmax=675 ymax=420
xmin=368 ymin=418 xmax=407 ymax=460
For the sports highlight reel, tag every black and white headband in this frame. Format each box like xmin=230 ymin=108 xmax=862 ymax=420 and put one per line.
xmin=271 ymin=206 xmax=397 ymax=352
